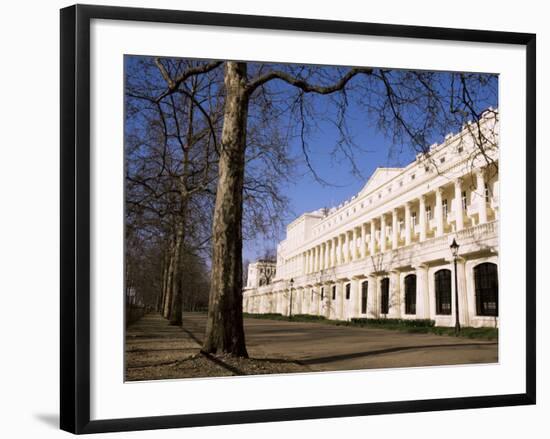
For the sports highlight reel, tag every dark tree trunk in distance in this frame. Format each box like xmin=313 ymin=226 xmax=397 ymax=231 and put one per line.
xmin=169 ymin=225 xmax=184 ymax=325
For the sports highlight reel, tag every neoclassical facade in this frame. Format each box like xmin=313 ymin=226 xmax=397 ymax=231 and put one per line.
xmin=243 ymin=110 xmax=499 ymax=328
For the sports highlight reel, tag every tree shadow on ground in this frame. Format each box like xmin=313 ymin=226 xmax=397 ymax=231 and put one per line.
xmin=297 ymin=342 xmax=498 ymax=365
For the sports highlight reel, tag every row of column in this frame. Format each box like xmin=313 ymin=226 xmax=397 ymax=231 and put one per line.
xmin=302 ymin=171 xmax=487 ymax=275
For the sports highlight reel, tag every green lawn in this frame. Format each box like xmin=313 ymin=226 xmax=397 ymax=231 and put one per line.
xmin=242 ymin=313 xmax=498 ymax=341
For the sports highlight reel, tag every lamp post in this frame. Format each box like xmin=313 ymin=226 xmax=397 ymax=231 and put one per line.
xmin=450 ymin=238 xmax=461 ymax=334
xmin=289 ymin=278 xmax=294 ymax=320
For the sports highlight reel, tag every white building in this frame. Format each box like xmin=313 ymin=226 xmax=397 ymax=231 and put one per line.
xmin=244 ymin=110 xmax=499 ymax=328
xmin=246 ymin=260 xmax=277 ymax=289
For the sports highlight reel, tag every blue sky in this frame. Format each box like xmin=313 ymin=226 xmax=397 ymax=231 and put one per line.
xmin=243 ymin=108 xmax=416 ymax=261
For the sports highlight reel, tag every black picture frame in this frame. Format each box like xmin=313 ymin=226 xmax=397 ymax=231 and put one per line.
xmin=60 ymin=4 xmax=536 ymax=434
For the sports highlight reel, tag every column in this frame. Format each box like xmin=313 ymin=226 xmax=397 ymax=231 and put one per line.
xmin=476 ymin=169 xmax=488 ymax=224
xmin=370 ymin=220 xmax=377 ymax=255
xmin=328 ymin=284 xmax=334 ymax=319
xmin=352 ymin=278 xmax=361 ymax=318
xmin=361 ymin=223 xmax=367 ymax=258
xmin=325 ymin=241 xmax=330 ymax=270
xmin=337 ymin=281 xmax=345 ymax=320
xmin=337 ymin=234 xmax=343 ymax=265
xmin=405 ymin=202 xmax=412 ymax=245
xmin=344 ymin=231 xmax=350 ymax=263
xmin=353 ymin=227 xmax=360 ymax=261
xmin=380 ymin=214 xmax=387 ymax=252
xmin=414 ymin=264 xmax=430 ymax=319
xmin=389 ymin=270 xmax=401 ymax=318
xmin=392 ymin=209 xmax=398 ymax=249
xmin=452 ymin=257 xmax=470 ymax=327
xmin=454 ymin=178 xmax=464 ymax=231
xmin=313 ymin=246 xmax=319 ymax=273
xmin=419 ymin=195 xmax=427 ymax=242
xmin=435 ymin=187 xmax=444 ymax=237
xmin=303 ymin=252 xmax=307 ymax=275
xmin=331 ymin=237 xmax=337 ymax=267
xmin=296 ymin=288 xmax=302 ymax=314
xmin=367 ymin=274 xmax=378 ymax=318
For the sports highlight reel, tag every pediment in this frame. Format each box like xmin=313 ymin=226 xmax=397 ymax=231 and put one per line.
xmin=358 ymin=167 xmax=402 ymax=196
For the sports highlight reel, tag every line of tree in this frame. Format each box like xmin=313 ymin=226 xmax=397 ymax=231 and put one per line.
xmin=125 ymin=56 xmax=498 ymax=358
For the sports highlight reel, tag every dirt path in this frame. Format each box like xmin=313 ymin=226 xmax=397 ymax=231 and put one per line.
xmin=125 ymin=314 xmax=308 ymax=381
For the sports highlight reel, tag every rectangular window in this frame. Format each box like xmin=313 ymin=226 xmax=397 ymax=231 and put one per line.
xmin=440 ymin=156 xmax=446 ymax=164
xmin=458 ymin=146 xmax=464 ymax=153
xmin=405 ymin=275 xmax=417 ymax=315
xmin=345 ymin=283 xmax=351 ymax=300
xmin=462 ymin=191 xmax=467 ymax=210
xmin=332 ymin=285 xmax=336 ymax=301
xmin=485 ymin=187 xmax=490 ymax=203
xmin=380 ymin=278 xmax=390 ymax=314
xmin=361 ymin=281 xmax=368 ymax=314
xmin=411 ymin=212 xmax=417 ymax=227
xmin=443 ymin=199 xmax=448 ymax=218
xmin=435 ymin=270 xmax=452 ymax=315
xmin=320 ymin=287 xmax=324 ymax=300
xmin=426 ymin=205 xmax=432 ymax=220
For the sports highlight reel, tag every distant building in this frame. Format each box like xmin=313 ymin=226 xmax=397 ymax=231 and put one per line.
xmin=243 ymin=110 xmax=499 ymax=328
xmin=246 ymin=260 xmax=277 ymax=289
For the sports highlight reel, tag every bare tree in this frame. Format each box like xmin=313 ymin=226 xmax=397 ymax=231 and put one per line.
xmin=138 ymin=58 xmax=497 ymax=357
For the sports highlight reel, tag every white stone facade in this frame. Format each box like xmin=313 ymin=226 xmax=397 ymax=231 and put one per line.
xmin=244 ymin=111 xmax=499 ymax=328
xmin=246 ymin=260 xmax=277 ymax=289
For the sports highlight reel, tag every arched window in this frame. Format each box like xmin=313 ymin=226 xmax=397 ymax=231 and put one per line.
xmin=435 ymin=269 xmax=452 ymax=315
xmin=474 ymin=262 xmax=499 ymax=316
xmin=380 ymin=277 xmax=390 ymax=314
xmin=361 ymin=281 xmax=368 ymax=314
xmin=405 ymin=274 xmax=417 ymax=315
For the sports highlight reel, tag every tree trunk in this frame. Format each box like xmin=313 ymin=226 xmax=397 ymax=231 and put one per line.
xmin=169 ymin=90 xmax=194 ymax=326
xmin=202 ymin=62 xmax=248 ymax=357
xmin=169 ymin=223 xmax=184 ymax=325
xmin=162 ymin=236 xmax=176 ymax=318
xmin=158 ymin=248 xmax=169 ymax=313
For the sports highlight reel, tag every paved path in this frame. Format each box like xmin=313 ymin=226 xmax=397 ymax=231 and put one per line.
xmin=126 ymin=313 xmax=497 ymax=377
xmin=185 ymin=313 xmax=497 ymax=371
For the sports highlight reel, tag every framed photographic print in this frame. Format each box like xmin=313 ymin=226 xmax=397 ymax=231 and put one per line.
xmin=60 ymin=4 xmax=536 ymax=434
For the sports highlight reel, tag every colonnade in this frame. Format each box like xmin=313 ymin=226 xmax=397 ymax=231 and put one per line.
xmin=302 ymin=170 xmax=489 ymax=275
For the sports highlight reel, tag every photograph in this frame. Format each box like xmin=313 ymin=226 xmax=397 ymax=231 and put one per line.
xmin=124 ymin=56 xmax=499 ymax=381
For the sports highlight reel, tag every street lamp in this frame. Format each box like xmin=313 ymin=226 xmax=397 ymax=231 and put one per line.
xmin=288 ymin=278 xmax=294 ymax=319
xmin=450 ymin=238 xmax=461 ymax=334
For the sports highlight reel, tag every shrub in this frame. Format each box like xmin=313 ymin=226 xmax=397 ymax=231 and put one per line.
xmin=350 ymin=318 xmax=435 ymax=328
